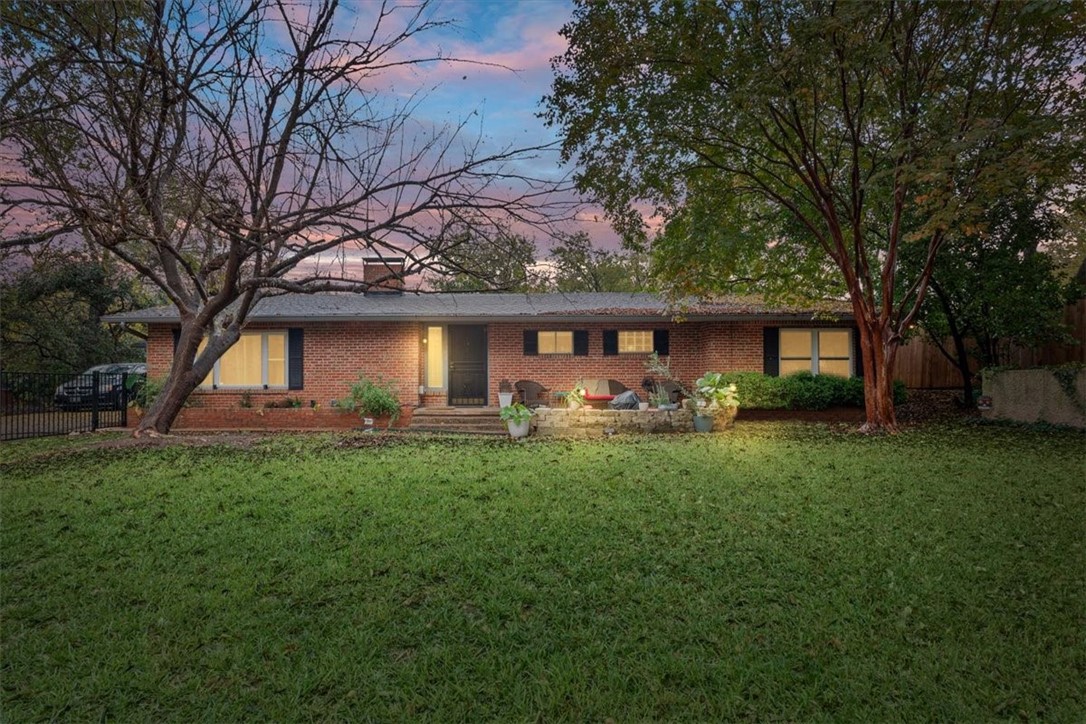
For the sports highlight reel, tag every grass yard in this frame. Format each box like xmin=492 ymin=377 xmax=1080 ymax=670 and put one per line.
xmin=2 ymin=423 xmax=1084 ymax=721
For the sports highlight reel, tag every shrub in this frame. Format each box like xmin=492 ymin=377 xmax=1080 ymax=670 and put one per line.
xmin=717 ymin=372 xmax=788 ymax=409
xmin=263 ymin=397 xmax=303 ymax=409
xmin=717 ymin=372 xmax=905 ymax=410
xmin=340 ymin=375 xmax=401 ymax=423
xmin=135 ymin=376 xmax=165 ymax=409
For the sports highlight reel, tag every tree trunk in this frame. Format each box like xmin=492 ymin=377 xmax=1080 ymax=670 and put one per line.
xmin=133 ymin=321 xmax=240 ymax=435
xmin=856 ymin=317 xmax=900 ymax=434
xmin=930 ymin=280 xmax=975 ymax=407
xmin=134 ymin=368 xmax=203 ymax=435
xmin=949 ymin=332 xmax=974 ymax=407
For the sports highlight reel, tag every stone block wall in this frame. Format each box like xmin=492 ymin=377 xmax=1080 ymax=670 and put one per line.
xmin=531 ymin=407 xmax=696 ymax=437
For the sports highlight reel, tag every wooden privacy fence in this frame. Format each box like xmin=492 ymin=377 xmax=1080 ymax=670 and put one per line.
xmin=894 ymin=299 xmax=1086 ymax=388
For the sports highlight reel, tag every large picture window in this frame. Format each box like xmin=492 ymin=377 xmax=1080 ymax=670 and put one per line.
xmin=618 ymin=330 xmax=654 ymax=354
xmin=538 ymin=331 xmax=573 ymax=355
xmin=198 ymin=331 xmax=288 ymax=388
xmin=780 ymin=329 xmax=852 ymax=377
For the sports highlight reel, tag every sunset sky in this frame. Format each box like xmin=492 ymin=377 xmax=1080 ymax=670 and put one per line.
xmin=359 ymin=0 xmax=623 ymax=250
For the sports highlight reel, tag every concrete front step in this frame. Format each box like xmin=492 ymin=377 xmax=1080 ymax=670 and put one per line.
xmin=408 ymin=407 xmax=507 ymax=434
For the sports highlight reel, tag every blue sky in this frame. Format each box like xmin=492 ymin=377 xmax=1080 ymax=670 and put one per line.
xmin=329 ymin=0 xmax=623 ymax=249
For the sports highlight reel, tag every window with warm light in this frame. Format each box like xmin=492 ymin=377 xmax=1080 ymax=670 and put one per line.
xmin=198 ymin=331 xmax=288 ymax=388
xmin=538 ymin=331 xmax=574 ymax=354
xmin=425 ymin=326 xmax=445 ymax=388
xmin=780 ymin=329 xmax=852 ymax=377
xmin=618 ymin=330 xmax=654 ymax=354
xmin=817 ymin=330 xmax=851 ymax=377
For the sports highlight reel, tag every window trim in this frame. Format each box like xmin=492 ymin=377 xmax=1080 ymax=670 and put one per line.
xmin=780 ymin=328 xmax=853 ymax=377
xmin=536 ymin=330 xmax=575 ymax=356
xmin=617 ymin=329 xmax=654 ymax=355
xmin=199 ymin=330 xmax=290 ymax=390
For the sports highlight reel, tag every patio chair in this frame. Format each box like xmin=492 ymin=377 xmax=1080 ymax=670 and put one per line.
xmin=514 ymin=379 xmax=548 ymax=408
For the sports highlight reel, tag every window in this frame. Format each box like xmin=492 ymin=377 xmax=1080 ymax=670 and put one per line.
xmin=817 ymin=330 xmax=851 ymax=377
xmin=780 ymin=329 xmax=852 ymax=377
xmin=425 ymin=326 xmax=445 ymax=389
xmin=198 ymin=331 xmax=288 ymax=388
xmin=618 ymin=330 xmax=654 ymax=354
xmin=538 ymin=331 xmax=573 ymax=355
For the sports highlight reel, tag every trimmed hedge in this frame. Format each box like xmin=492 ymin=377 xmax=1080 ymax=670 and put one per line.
xmin=719 ymin=371 xmax=907 ymax=411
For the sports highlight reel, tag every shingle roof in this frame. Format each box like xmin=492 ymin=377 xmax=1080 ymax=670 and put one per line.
xmin=102 ymin=292 xmax=851 ymax=324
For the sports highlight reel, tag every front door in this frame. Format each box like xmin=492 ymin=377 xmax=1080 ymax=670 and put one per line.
xmin=447 ymin=325 xmax=487 ymax=406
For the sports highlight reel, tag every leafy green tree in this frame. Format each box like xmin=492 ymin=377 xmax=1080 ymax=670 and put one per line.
xmin=912 ymin=195 xmax=1076 ymax=404
xmin=548 ymin=232 xmax=654 ymax=292
xmin=0 ymin=253 xmax=153 ymax=373
xmin=545 ymin=0 xmax=1084 ymax=432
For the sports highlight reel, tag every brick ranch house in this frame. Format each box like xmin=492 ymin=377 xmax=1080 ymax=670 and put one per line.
xmin=105 ymin=261 xmax=861 ymax=428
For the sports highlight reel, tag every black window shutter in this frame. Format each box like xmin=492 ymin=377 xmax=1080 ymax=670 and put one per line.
xmin=653 ymin=329 xmax=670 ymax=356
xmin=172 ymin=328 xmax=181 ymax=352
xmin=763 ymin=327 xmax=780 ymax=376
xmin=852 ymin=327 xmax=864 ymax=378
xmin=573 ymin=330 xmax=589 ymax=356
xmin=523 ymin=330 xmax=538 ymax=356
xmin=602 ymin=330 xmax=619 ymax=356
xmin=288 ymin=328 xmax=304 ymax=390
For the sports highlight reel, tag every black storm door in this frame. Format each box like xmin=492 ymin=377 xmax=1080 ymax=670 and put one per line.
xmin=447 ymin=325 xmax=487 ymax=406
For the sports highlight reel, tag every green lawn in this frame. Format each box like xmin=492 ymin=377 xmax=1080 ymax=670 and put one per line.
xmin=2 ymin=424 xmax=1084 ymax=721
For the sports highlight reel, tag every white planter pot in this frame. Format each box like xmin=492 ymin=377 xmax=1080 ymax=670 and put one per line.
xmin=498 ymin=392 xmax=514 ymax=408
xmin=638 ymin=402 xmax=650 ymax=411
xmin=507 ymin=419 xmax=530 ymax=438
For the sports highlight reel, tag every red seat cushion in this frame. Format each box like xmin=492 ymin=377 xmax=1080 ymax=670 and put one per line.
xmin=583 ymin=393 xmax=616 ymax=401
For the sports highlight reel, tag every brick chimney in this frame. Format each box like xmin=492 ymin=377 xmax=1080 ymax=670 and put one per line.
xmin=362 ymin=256 xmax=405 ymax=294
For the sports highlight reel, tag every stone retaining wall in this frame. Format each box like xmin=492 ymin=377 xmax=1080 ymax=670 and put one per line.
xmin=532 ymin=407 xmax=704 ymax=437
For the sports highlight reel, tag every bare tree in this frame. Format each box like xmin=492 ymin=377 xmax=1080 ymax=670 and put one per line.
xmin=1 ymin=0 xmax=570 ymax=433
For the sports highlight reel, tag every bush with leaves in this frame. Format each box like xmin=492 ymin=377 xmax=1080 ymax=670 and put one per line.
xmin=340 ymin=375 xmax=401 ymax=423
xmin=719 ymin=372 xmax=904 ymax=410
xmin=135 ymin=376 xmax=165 ymax=410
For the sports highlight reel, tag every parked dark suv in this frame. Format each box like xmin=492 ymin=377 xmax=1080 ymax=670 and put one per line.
xmin=54 ymin=363 xmax=147 ymax=410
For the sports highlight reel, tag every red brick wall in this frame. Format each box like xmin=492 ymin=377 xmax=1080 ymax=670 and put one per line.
xmin=127 ymin=407 xmax=412 ymax=430
xmin=486 ymin=322 xmax=704 ymax=404
xmin=699 ymin=321 xmax=766 ymax=374
xmin=146 ymin=322 xmax=420 ymax=411
xmin=146 ymin=318 xmax=846 ymax=419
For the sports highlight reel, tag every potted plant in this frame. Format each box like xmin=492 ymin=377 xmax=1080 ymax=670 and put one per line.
xmin=498 ymin=379 xmax=515 ymax=408
xmin=500 ymin=402 xmax=534 ymax=438
xmin=690 ymin=372 xmax=740 ymax=432
xmin=638 ymin=400 xmax=650 ymax=411
xmin=652 ymin=386 xmax=678 ymax=411
xmin=566 ymin=387 xmax=586 ymax=410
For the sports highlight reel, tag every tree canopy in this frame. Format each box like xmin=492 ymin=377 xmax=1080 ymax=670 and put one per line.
xmin=0 ymin=253 xmax=155 ymax=374
xmin=545 ymin=0 xmax=1085 ymax=431
xmin=911 ymin=192 xmax=1078 ymax=403
xmin=1 ymin=0 xmax=570 ymax=433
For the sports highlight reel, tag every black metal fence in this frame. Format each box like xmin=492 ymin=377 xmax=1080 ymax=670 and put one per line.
xmin=1 ymin=371 xmax=141 ymax=442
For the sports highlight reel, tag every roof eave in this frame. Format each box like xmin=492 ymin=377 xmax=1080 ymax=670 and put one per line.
xmin=104 ymin=312 xmax=853 ymax=325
